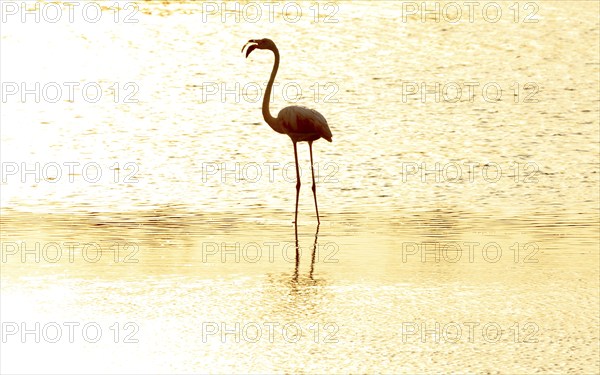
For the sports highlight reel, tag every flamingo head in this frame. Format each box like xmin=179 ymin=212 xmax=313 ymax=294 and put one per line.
xmin=242 ymin=38 xmax=276 ymax=58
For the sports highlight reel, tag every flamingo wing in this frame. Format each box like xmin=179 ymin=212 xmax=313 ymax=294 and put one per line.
xmin=278 ymin=106 xmax=332 ymax=142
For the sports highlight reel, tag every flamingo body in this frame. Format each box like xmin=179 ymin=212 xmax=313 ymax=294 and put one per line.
xmin=278 ymin=106 xmax=333 ymax=143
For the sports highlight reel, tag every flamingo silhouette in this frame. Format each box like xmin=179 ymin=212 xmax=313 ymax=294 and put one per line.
xmin=242 ymin=38 xmax=333 ymax=224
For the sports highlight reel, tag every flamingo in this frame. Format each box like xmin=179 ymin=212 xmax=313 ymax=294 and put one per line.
xmin=242 ymin=38 xmax=333 ymax=224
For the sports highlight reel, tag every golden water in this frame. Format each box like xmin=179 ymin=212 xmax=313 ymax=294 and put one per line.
xmin=1 ymin=1 xmax=598 ymax=373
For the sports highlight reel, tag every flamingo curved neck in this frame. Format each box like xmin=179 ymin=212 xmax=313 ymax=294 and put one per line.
xmin=263 ymin=46 xmax=283 ymax=133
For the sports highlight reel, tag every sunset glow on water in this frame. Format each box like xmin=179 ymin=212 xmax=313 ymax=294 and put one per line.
xmin=1 ymin=1 xmax=599 ymax=373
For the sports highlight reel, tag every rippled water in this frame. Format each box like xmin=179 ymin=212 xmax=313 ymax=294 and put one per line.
xmin=1 ymin=1 xmax=599 ymax=373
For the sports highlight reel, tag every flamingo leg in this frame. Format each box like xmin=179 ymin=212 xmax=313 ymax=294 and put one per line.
xmin=294 ymin=219 xmax=299 ymax=282
xmin=309 ymin=223 xmax=320 ymax=280
xmin=309 ymin=141 xmax=320 ymax=224
xmin=293 ymin=141 xmax=301 ymax=224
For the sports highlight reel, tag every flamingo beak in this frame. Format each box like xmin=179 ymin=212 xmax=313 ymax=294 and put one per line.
xmin=242 ymin=40 xmax=259 ymax=58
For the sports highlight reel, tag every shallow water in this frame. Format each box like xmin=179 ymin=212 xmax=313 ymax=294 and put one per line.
xmin=1 ymin=1 xmax=599 ymax=373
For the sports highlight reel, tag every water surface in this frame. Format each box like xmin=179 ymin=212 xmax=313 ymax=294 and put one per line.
xmin=1 ymin=1 xmax=598 ymax=373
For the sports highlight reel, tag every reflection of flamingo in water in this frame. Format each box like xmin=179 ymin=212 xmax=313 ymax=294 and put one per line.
xmin=242 ymin=38 xmax=333 ymax=224
xmin=293 ymin=222 xmax=320 ymax=282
